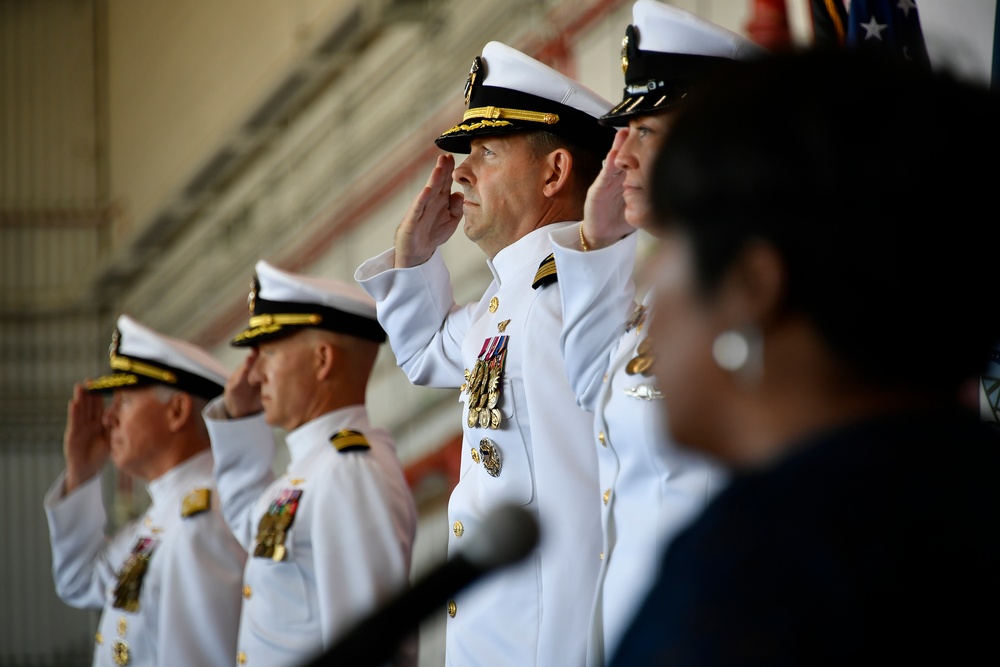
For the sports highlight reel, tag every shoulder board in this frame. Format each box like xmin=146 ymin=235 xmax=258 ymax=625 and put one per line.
xmin=331 ymin=429 xmax=371 ymax=453
xmin=181 ymin=488 xmax=211 ymax=518
xmin=532 ymin=253 xmax=557 ymax=289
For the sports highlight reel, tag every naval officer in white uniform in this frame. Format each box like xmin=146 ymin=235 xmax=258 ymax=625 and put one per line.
xmin=548 ymin=2 xmax=765 ymax=664
xmin=203 ymin=260 xmax=418 ymax=667
xmin=44 ymin=314 xmax=246 ymax=667
xmin=356 ymin=41 xmax=616 ymax=667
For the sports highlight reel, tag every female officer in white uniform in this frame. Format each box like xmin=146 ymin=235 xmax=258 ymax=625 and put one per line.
xmin=549 ymin=2 xmax=765 ymax=665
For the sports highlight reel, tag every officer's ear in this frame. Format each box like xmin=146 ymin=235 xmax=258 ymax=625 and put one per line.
xmin=314 ymin=334 xmax=340 ymax=381
xmin=541 ymin=148 xmax=573 ymax=198
xmin=165 ymin=391 xmax=194 ymax=433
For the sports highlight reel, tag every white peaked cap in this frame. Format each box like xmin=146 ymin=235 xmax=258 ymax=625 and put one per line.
xmin=632 ymin=0 xmax=766 ymax=60
xmin=231 ymin=260 xmax=385 ymax=346
xmin=436 ymin=41 xmax=617 ymax=157
xmin=255 ymin=260 xmax=377 ymax=319
xmin=85 ymin=314 xmax=229 ymax=400
xmin=479 ymin=41 xmax=613 ymax=118
xmin=602 ymin=0 xmax=767 ymax=125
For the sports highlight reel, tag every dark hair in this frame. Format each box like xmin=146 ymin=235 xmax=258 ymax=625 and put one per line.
xmin=525 ymin=130 xmax=603 ymax=202
xmin=650 ymin=48 xmax=1000 ymax=395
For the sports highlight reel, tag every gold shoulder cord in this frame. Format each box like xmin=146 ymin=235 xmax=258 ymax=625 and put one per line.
xmin=247 ymin=313 xmax=322 ymax=328
xmin=462 ymin=106 xmax=559 ymax=125
xmin=110 ymin=356 xmax=177 ymax=384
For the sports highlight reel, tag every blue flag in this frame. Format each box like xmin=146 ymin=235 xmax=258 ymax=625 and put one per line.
xmin=846 ymin=0 xmax=931 ymax=71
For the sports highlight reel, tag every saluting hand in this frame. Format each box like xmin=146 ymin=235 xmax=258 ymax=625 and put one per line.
xmin=224 ymin=348 xmax=263 ymax=418
xmin=63 ymin=382 xmax=111 ymax=494
xmin=581 ymin=128 xmax=632 ymax=250
xmin=393 ymin=154 xmax=465 ymax=268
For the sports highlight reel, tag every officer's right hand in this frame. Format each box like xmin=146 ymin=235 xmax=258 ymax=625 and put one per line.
xmin=581 ymin=128 xmax=632 ymax=250
xmin=63 ymin=382 xmax=110 ymax=494
xmin=393 ymin=154 xmax=465 ymax=268
xmin=224 ymin=348 xmax=263 ymax=418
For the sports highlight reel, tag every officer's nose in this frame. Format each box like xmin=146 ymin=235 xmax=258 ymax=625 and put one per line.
xmin=452 ymin=158 xmax=474 ymax=186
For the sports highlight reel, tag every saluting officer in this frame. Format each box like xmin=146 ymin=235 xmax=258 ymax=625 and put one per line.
xmin=44 ymin=314 xmax=247 ymax=667
xmin=202 ymin=259 xmax=418 ymax=667
xmin=355 ymin=42 xmax=615 ymax=666
xmin=548 ymin=2 xmax=765 ymax=664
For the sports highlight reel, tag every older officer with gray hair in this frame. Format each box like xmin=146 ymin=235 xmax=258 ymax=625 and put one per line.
xmin=356 ymin=41 xmax=615 ymax=667
xmin=44 ymin=315 xmax=246 ymax=667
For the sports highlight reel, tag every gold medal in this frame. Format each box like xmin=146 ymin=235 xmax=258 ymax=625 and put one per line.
xmin=254 ymin=489 xmax=302 ymax=560
xmin=469 ymin=335 xmax=509 ymax=429
xmin=626 ymin=355 xmax=653 ymax=375
xmin=112 ymin=538 xmax=156 ymax=612
xmin=626 ymin=332 xmax=657 ymax=376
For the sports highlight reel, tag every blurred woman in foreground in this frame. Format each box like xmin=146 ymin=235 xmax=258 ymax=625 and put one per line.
xmin=610 ymin=48 xmax=1000 ymax=666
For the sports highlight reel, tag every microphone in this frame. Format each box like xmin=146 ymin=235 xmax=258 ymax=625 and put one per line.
xmin=301 ymin=503 xmax=540 ymax=667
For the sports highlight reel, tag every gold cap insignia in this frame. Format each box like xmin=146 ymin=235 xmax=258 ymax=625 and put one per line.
xmin=109 ymin=329 xmax=121 ymax=360
xmin=621 ymin=33 xmax=629 ymax=74
xmin=247 ymin=276 xmax=259 ymax=315
xmin=464 ymin=56 xmax=482 ymax=106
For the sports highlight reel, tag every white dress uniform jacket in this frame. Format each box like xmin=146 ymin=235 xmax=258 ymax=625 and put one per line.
xmin=203 ymin=402 xmax=418 ymax=667
xmin=44 ymin=450 xmax=246 ymax=667
xmin=551 ymin=227 xmax=724 ymax=666
xmin=356 ymin=223 xmax=602 ymax=667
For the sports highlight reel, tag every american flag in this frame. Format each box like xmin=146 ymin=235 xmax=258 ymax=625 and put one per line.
xmin=809 ymin=0 xmax=931 ymax=71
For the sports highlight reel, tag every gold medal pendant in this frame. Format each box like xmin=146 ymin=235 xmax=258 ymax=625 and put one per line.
xmin=625 ymin=335 xmax=655 ymax=377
